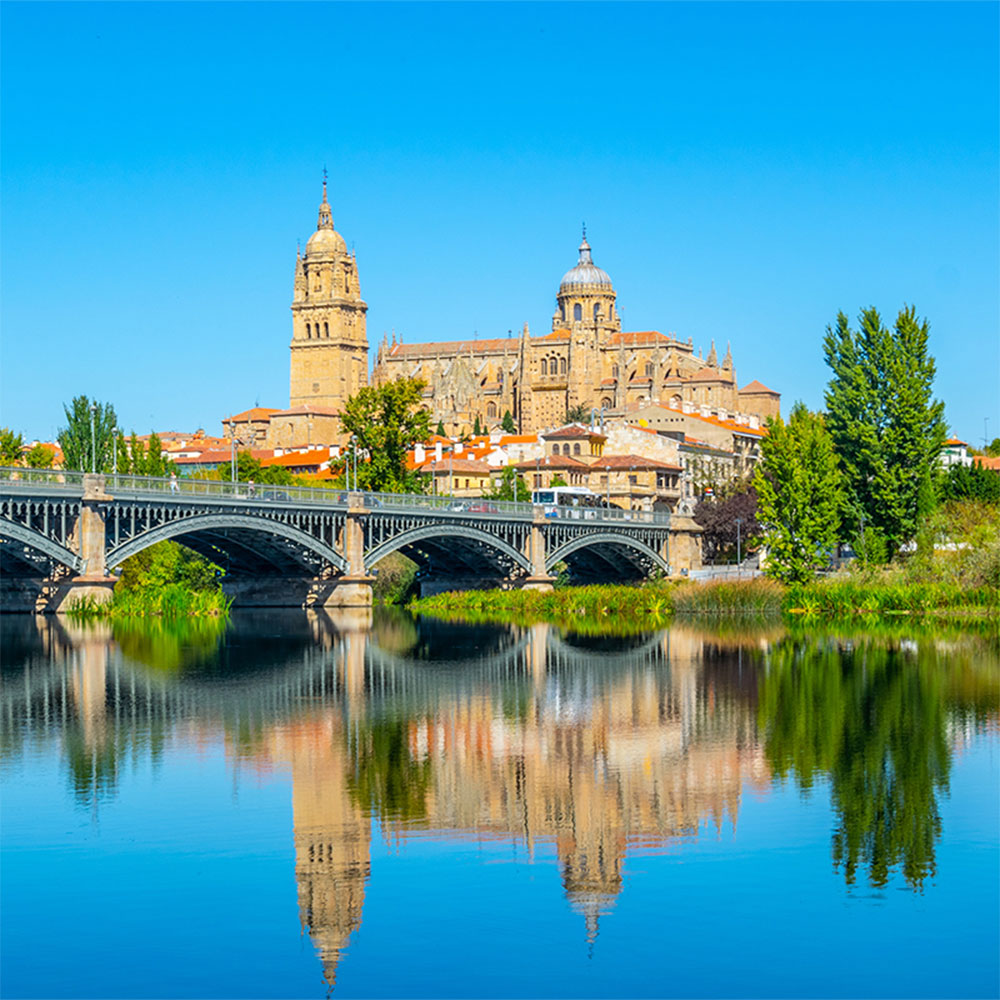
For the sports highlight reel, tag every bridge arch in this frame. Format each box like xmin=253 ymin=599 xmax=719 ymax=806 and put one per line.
xmin=365 ymin=523 xmax=532 ymax=577
xmin=546 ymin=531 xmax=668 ymax=581
xmin=0 ymin=518 xmax=83 ymax=572
xmin=106 ymin=513 xmax=347 ymax=575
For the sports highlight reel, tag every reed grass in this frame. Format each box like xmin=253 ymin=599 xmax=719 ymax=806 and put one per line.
xmin=67 ymin=584 xmax=231 ymax=619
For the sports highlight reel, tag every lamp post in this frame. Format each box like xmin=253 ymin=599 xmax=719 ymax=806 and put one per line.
xmin=736 ymin=516 xmax=743 ymax=577
xmin=112 ymin=426 xmax=118 ymax=479
xmin=89 ymin=403 xmax=97 ymax=473
xmin=605 ymin=465 xmax=611 ymax=509
xmin=229 ymin=419 xmax=237 ymax=485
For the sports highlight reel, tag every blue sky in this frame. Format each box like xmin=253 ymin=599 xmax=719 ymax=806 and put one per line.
xmin=2 ymin=2 xmax=997 ymax=444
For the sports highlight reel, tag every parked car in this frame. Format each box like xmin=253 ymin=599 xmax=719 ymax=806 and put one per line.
xmin=262 ymin=489 xmax=291 ymax=502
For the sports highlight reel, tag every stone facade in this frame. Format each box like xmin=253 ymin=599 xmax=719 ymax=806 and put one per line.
xmin=289 ymin=179 xmax=368 ymax=413
xmin=370 ymin=232 xmax=779 ymax=435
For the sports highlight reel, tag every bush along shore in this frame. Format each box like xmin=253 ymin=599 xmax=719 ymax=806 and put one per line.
xmin=408 ymin=575 xmax=998 ymax=630
xmin=67 ymin=584 xmax=231 ymax=619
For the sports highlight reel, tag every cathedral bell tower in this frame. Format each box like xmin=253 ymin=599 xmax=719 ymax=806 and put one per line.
xmin=552 ymin=230 xmax=621 ymax=340
xmin=290 ymin=178 xmax=369 ymax=410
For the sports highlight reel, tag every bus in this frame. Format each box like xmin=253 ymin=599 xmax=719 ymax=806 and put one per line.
xmin=531 ymin=486 xmax=608 ymax=518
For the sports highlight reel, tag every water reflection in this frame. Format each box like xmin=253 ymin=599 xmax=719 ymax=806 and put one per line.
xmin=1 ymin=612 xmax=997 ymax=989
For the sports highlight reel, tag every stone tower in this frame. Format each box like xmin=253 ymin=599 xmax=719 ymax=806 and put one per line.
xmin=289 ymin=179 xmax=369 ymax=410
xmin=552 ymin=230 xmax=621 ymax=339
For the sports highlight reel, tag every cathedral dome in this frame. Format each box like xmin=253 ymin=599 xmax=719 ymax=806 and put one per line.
xmin=560 ymin=236 xmax=613 ymax=289
xmin=306 ymin=226 xmax=347 ymax=257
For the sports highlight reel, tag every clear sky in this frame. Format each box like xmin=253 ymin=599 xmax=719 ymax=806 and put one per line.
xmin=2 ymin=2 xmax=997 ymax=445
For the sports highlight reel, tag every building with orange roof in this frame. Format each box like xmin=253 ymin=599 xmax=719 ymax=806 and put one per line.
xmin=367 ymin=230 xmax=779 ymax=436
xmin=941 ymin=437 xmax=972 ymax=469
xmin=419 ymin=457 xmax=493 ymax=497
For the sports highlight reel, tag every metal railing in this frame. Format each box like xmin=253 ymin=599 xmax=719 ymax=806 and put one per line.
xmin=0 ymin=467 xmax=672 ymax=526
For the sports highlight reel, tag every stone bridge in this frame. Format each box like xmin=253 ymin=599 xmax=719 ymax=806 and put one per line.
xmin=0 ymin=469 xmax=702 ymax=611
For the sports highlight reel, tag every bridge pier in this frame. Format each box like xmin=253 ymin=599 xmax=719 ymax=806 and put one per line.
xmin=520 ymin=519 xmax=556 ymax=592
xmin=46 ymin=475 xmax=116 ymax=612
xmin=666 ymin=507 xmax=703 ymax=575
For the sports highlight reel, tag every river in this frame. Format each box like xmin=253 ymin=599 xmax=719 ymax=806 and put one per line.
xmin=1 ymin=610 xmax=997 ymax=999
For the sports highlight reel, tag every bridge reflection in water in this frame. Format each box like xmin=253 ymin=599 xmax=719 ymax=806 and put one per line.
xmin=1 ymin=611 xmax=770 ymax=986
xmin=4 ymin=613 xmax=992 ymax=990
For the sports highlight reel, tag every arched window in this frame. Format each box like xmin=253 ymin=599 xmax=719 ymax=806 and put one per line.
xmin=645 ymin=362 xmax=653 ymax=376
xmin=560 ymin=303 xmax=566 ymax=321
xmin=573 ymin=303 xmax=582 ymax=322
xmin=601 ymin=397 xmax=612 ymax=409
xmin=559 ymin=357 xmax=567 ymax=375
xmin=551 ymin=444 xmax=559 ymax=455
xmin=593 ymin=303 xmax=600 ymax=320
xmin=344 ymin=275 xmax=350 ymax=293
xmin=306 ymin=322 xmax=312 ymax=339
xmin=671 ymin=394 xmax=682 ymax=408
xmin=541 ymin=359 xmax=548 ymax=376
xmin=612 ymin=365 xmax=619 ymax=378
xmin=487 ymin=402 xmax=496 ymax=418
xmin=562 ymin=444 xmax=571 ymax=455
xmin=324 ymin=322 xmax=330 ymax=337
xmin=573 ymin=443 xmax=581 ymax=455
xmin=608 ymin=304 xmax=613 ymax=318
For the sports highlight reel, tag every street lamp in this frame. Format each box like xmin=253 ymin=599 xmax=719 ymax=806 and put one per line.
xmin=89 ymin=403 xmax=97 ymax=473
xmin=112 ymin=426 xmax=118 ymax=478
xmin=229 ymin=418 xmax=237 ymax=485
xmin=605 ymin=465 xmax=611 ymax=509
xmin=735 ymin=516 xmax=743 ymax=577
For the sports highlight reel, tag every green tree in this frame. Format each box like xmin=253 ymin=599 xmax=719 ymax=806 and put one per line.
xmin=550 ymin=473 xmax=568 ymax=487
xmin=24 ymin=443 xmax=54 ymax=469
xmin=146 ymin=432 xmax=167 ymax=477
xmin=943 ymin=463 xmax=1000 ymax=504
xmin=0 ymin=428 xmax=25 ymax=465
xmin=982 ymin=437 xmax=1000 ymax=457
xmin=754 ymin=403 xmax=842 ymax=584
xmin=473 ymin=415 xmax=483 ymax=436
xmin=435 ymin=420 xmax=446 ymax=437
xmin=501 ymin=410 xmax=517 ymax=434
xmin=824 ymin=306 xmax=946 ymax=558
xmin=58 ymin=396 xmax=118 ymax=472
xmin=565 ymin=403 xmax=591 ymax=424
xmin=129 ymin=432 xmax=146 ymax=474
xmin=217 ymin=451 xmax=294 ymax=486
xmin=340 ymin=378 xmax=431 ymax=493
xmin=116 ymin=432 xmax=132 ymax=474
xmin=484 ymin=464 xmax=531 ymax=502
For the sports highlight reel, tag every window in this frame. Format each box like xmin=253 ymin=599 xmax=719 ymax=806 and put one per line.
xmin=612 ymin=365 xmax=619 ymax=378
xmin=534 ymin=475 xmax=542 ymax=488
xmin=324 ymin=322 xmax=330 ymax=337
xmin=645 ymin=362 xmax=653 ymax=376
xmin=593 ymin=303 xmax=600 ymax=319
xmin=486 ymin=402 xmax=496 ymax=418
xmin=306 ymin=323 xmax=312 ymax=338
xmin=345 ymin=275 xmax=350 ymax=293
xmin=560 ymin=303 xmax=566 ymax=321
xmin=628 ymin=474 xmax=638 ymax=486
xmin=573 ymin=443 xmax=581 ymax=455
xmin=609 ymin=304 xmax=614 ymax=318
xmin=551 ymin=444 xmax=559 ymax=455
xmin=601 ymin=397 xmax=612 ymax=409
xmin=559 ymin=357 xmax=567 ymax=375
xmin=573 ymin=303 xmax=582 ymax=321
xmin=563 ymin=444 xmax=571 ymax=455
xmin=541 ymin=359 xmax=548 ymax=375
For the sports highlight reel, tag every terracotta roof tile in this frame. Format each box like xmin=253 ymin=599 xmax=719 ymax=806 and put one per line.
xmin=226 ymin=407 xmax=281 ymax=422
xmin=420 ymin=458 xmax=492 ymax=474
xmin=543 ymin=423 xmax=606 ymax=440
xmin=512 ymin=455 xmax=590 ymax=471
xmin=739 ymin=380 xmax=779 ymax=395
xmin=594 ymin=453 xmax=682 ymax=471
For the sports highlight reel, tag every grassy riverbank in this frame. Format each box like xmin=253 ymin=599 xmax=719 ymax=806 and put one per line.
xmin=68 ymin=584 xmax=231 ymax=619
xmin=408 ymin=574 xmax=998 ymax=630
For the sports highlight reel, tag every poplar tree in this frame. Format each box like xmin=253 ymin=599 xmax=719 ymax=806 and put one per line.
xmin=824 ymin=306 xmax=945 ymax=558
xmin=146 ymin=432 xmax=166 ymax=477
xmin=501 ymin=410 xmax=517 ymax=434
xmin=0 ymin=428 xmax=25 ymax=465
xmin=754 ymin=403 xmax=842 ymax=584
xmin=57 ymin=396 xmax=117 ymax=472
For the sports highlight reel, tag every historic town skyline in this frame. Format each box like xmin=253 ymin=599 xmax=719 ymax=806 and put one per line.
xmin=2 ymin=3 xmax=996 ymax=444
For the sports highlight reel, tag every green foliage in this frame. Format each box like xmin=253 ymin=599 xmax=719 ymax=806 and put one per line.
xmin=436 ymin=419 xmax=446 ymax=437
xmin=347 ymin=718 xmax=431 ymax=823
xmin=114 ymin=540 xmax=221 ymax=593
xmin=58 ymin=396 xmax=118 ymax=472
xmin=824 ymin=306 xmax=946 ymax=557
xmin=754 ymin=402 xmax=842 ymax=584
xmin=216 ymin=450 xmax=294 ymax=485
xmin=501 ymin=410 xmax=517 ymax=433
xmin=673 ymin=577 xmax=785 ymax=615
xmin=484 ymin=464 xmax=530 ymax=502
xmin=565 ymin=403 xmax=591 ymax=424
xmin=549 ymin=473 xmax=568 ymax=487
xmin=146 ymin=432 xmax=167 ymax=477
xmin=943 ymin=463 xmax=1000 ymax=503
xmin=340 ymin=378 xmax=432 ymax=493
xmin=982 ymin=437 xmax=1000 ymax=457
xmin=128 ymin=432 xmax=146 ymax=473
xmin=0 ymin=428 xmax=25 ymax=465
xmin=473 ymin=415 xmax=483 ymax=436
xmin=372 ymin=552 xmax=419 ymax=604
xmin=759 ymin=638 xmax=952 ymax=888
xmin=24 ymin=442 xmax=54 ymax=469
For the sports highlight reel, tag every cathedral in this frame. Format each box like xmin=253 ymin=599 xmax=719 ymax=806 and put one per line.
xmin=285 ymin=183 xmax=779 ymax=437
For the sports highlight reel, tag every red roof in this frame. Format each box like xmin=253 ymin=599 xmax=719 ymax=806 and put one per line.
xmin=512 ymin=455 xmax=590 ymax=471
xmin=226 ymin=407 xmax=281 ymax=422
xmin=261 ymin=449 xmax=330 ymax=468
xmin=498 ymin=434 xmax=538 ymax=445
xmin=944 ymin=437 xmax=967 ymax=446
xmin=420 ymin=458 xmax=492 ymax=475
xmin=595 ymin=453 xmax=682 ymax=471
xmin=543 ymin=423 xmax=606 ymax=440
xmin=173 ymin=449 xmax=273 ymax=465
xmin=739 ymin=380 xmax=779 ymax=395
xmin=974 ymin=455 xmax=1000 ymax=471
xmin=686 ymin=366 xmax=733 ymax=383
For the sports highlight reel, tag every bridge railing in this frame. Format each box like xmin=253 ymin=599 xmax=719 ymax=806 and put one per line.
xmin=0 ymin=467 xmax=672 ymax=525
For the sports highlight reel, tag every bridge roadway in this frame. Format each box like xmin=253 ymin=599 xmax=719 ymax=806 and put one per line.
xmin=0 ymin=469 xmax=703 ymax=611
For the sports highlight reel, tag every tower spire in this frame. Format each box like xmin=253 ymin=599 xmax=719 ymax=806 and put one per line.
xmin=317 ymin=170 xmax=334 ymax=230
